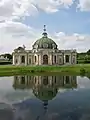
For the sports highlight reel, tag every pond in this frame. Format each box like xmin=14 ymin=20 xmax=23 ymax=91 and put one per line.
xmin=0 ymin=75 xmax=90 ymax=120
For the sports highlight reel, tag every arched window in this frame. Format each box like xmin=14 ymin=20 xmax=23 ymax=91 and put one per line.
xmin=43 ymin=43 xmax=48 ymax=48
xmin=43 ymin=76 xmax=48 ymax=85
xmin=29 ymin=58 xmax=31 ymax=64
xmin=43 ymin=55 xmax=48 ymax=64
xmin=54 ymin=56 xmax=56 ymax=63
xmin=21 ymin=56 xmax=25 ymax=63
xmin=15 ymin=59 xmax=18 ymax=64
xmin=34 ymin=77 xmax=37 ymax=83
xmin=55 ymin=76 xmax=56 ymax=83
xmin=72 ymin=56 xmax=75 ymax=64
xmin=66 ymin=76 xmax=70 ymax=84
xmin=52 ymin=44 xmax=56 ymax=49
xmin=59 ymin=58 xmax=61 ymax=64
xmin=21 ymin=76 xmax=25 ymax=84
xmin=65 ymin=55 xmax=69 ymax=63
xmin=15 ymin=76 xmax=18 ymax=80
xmin=35 ymin=56 xmax=37 ymax=63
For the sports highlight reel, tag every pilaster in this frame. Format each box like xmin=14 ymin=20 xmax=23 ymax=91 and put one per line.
xmin=49 ymin=54 xmax=52 ymax=65
xmin=13 ymin=54 xmax=15 ymax=65
xmin=25 ymin=55 xmax=27 ymax=66
xmin=18 ymin=55 xmax=21 ymax=65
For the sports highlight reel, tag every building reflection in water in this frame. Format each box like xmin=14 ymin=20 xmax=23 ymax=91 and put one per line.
xmin=13 ymin=75 xmax=77 ymax=117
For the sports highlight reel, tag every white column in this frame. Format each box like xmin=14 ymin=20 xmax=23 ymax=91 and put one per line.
xmin=72 ymin=55 xmax=77 ymax=64
xmin=56 ymin=55 xmax=57 ymax=64
xmin=13 ymin=54 xmax=15 ymax=65
xmin=64 ymin=55 xmax=66 ymax=64
xmin=38 ymin=54 xmax=42 ymax=65
xmin=59 ymin=56 xmax=63 ymax=65
xmin=52 ymin=55 xmax=54 ymax=64
xmin=39 ymin=55 xmax=41 ymax=65
xmin=18 ymin=55 xmax=21 ymax=65
xmin=57 ymin=55 xmax=59 ymax=64
xmin=32 ymin=55 xmax=34 ymax=65
xmin=74 ymin=54 xmax=77 ymax=64
xmin=38 ymin=55 xmax=39 ymax=65
xmin=69 ymin=54 xmax=72 ymax=64
xmin=25 ymin=55 xmax=27 ymax=66
xmin=75 ymin=55 xmax=77 ymax=64
xmin=49 ymin=54 xmax=52 ymax=65
xmin=40 ymin=55 xmax=42 ymax=65
xmin=28 ymin=55 xmax=29 ymax=65
xmin=36 ymin=55 xmax=38 ymax=65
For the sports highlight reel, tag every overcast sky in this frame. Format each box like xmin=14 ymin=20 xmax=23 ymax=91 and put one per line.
xmin=0 ymin=0 xmax=90 ymax=54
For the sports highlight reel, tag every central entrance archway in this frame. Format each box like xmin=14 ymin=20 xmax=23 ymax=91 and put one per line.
xmin=43 ymin=55 xmax=48 ymax=65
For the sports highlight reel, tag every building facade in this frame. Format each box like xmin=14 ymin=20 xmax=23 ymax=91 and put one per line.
xmin=13 ymin=75 xmax=77 ymax=90
xmin=12 ymin=25 xmax=77 ymax=66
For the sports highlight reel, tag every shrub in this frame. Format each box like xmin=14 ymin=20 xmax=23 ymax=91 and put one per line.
xmin=0 ymin=62 xmax=12 ymax=65
xmin=80 ymin=68 xmax=86 ymax=76
xmin=77 ymin=60 xmax=90 ymax=64
xmin=30 ymin=70 xmax=35 ymax=73
xmin=77 ymin=60 xmax=85 ymax=64
xmin=84 ymin=60 xmax=90 ymax=63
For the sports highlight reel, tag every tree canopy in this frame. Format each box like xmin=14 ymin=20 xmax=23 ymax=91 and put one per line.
xmin=0 ymin=54 xmax=12 ymax=60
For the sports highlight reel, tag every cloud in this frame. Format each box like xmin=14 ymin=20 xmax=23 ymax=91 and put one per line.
xmin=33 ymin=0 xmax=73 ymax=13
xmin=54 ymin=32 xmax=90 ymax=52
xmin=0 ymin=0 xmax=38 ymax=21
xmin=77 ymin=0 xmax=90 ymax=11
xmin=0 ymin=21 xmax=41 ymax=54
xmin=1 ymin=0 xmax=90 ymax=22
xmin=0 ymin=0 xmax=74 ymax=21
xmin=0 ymin=0 xmax=90 ymax=54
xmin=0 ymin=21 xmax=90 ymax=54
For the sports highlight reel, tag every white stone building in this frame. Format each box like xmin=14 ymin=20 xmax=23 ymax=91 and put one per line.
xmin=12 ymin=25 xmax=77 ymax=66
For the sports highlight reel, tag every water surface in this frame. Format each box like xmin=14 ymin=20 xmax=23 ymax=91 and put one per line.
xmin=0 ymin=75 xmax=90 ymax=120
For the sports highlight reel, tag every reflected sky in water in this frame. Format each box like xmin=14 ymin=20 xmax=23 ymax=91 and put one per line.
xmin=0 ymin=75 xmax=90 ymax=120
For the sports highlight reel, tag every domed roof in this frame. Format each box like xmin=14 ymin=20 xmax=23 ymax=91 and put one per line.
xmin=32 ymin=25 xmax=58 ymax=49
xmin=14 ymin=46 xmax=25 ymax=52
xmin=33 ymin=87 xmax=58 ymax=101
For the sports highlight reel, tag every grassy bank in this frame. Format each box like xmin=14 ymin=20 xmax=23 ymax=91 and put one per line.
xmin=0 ymin=64 xmax=90 ymax=76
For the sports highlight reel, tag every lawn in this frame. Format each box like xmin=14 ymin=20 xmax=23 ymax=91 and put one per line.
xmin=0 ymin=64 xmax=90 ymax=76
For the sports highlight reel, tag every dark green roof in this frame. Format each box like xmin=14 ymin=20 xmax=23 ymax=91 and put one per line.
xmin=33 ymin=36 xmax=57 ymax=49
xmin=33 ymin=87 xmax=58 ymax=101
xmin=14 ymin=47 xmax=25 ymax=52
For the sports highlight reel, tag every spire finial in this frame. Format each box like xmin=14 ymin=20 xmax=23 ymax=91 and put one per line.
xmin=43 ymin=100 xmax=48 ymax=114
xmin=44 ymin=25 xmax=46 ymax=32
xmin=42 ymin=25 xmax=48 ymax=37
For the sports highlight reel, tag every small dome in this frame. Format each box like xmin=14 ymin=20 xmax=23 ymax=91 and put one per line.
xmin=32 ymin=25 xmax=58 ymax=49
xmin=16 ymin=47 xmax=24 ymax=50
xmin=14 ymin=46 xmax=25 ymax=52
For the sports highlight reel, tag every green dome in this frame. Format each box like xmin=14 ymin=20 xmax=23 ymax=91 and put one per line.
xmin=33 ymin=87 xmax=58 ymax=101
xmin=33 ymin=36 xmax=57 ymax=49
xmin=33 ymin=25 xmax=58 ymax=49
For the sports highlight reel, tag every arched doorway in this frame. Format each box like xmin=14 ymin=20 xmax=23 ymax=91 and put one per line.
xmin=43 ymin=55 xmax=48 ymax=65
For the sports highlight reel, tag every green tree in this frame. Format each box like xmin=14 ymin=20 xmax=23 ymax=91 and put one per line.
xmin=1 ymin=54 xmax=12 ymax=60
xmin=87 ymin=49 xmax=90 ymax=55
